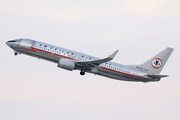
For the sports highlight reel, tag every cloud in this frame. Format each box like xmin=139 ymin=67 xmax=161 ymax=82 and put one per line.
xmin=120 ymin=0 xmax=180 ymax=17
xmin=1 ymin=0 xmax=180 ymax=21
xmin=0 ymin=0 xmax=89 ymax=21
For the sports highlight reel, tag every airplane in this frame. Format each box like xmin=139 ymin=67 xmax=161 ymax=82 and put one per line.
xmin=6 ymin=38 xmax=174 ymax=82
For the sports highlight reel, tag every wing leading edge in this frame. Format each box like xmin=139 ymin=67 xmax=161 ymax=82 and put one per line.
xmin=75 ymin=50 xmax=119 ymax=67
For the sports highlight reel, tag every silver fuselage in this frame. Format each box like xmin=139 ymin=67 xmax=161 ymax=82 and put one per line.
xmin=6 ymin=39 xmax=156 ymax=82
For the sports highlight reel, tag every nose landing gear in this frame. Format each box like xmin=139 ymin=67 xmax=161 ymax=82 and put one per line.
xmin=14 ymin=52 xmax=18 ymax=56
xmin=14 ymin=51 xmax=21 ymax=56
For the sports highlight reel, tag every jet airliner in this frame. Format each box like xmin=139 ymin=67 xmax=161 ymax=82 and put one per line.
xmin=6 ymin=39 xmax=174 ymax=82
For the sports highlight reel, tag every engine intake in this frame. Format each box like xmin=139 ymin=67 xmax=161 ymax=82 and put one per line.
xmin=58 ymin=58 xmax=75 ymax=71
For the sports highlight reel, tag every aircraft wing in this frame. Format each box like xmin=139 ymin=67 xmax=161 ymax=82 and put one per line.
xmin=75 ymin=50 xmax=119 ymax=68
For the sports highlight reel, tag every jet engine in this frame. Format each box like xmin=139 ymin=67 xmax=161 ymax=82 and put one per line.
xmin=58 ymin=58 xmax=75 ymax=71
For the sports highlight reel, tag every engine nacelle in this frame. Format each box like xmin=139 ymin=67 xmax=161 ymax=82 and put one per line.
xmin=58 ymin=58 xmax=75 ymax=71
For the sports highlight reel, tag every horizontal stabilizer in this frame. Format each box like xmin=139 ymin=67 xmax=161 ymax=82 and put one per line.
xmin=147 ymin=74 xmax=169 ymax=79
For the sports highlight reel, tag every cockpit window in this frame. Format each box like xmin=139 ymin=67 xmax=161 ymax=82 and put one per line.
xmin=8 ymin=40 xmax=16 ymax=42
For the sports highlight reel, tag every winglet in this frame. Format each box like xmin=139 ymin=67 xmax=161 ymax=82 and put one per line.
xmin=75 ymin=50 xmax=119 ymax=66
xmin=108 ymin=50 xmax=119 ymax=60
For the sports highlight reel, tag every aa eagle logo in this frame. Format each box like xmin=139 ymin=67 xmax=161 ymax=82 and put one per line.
xmin=151 ymin=58 xmax=162 ymax=69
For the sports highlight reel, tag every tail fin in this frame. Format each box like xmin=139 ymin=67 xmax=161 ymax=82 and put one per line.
xmin=132 ymin=47 xmax=174 ymax=75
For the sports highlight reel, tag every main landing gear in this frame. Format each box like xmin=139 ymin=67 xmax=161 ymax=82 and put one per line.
xmin=80 ymin=71 xmax=85 ymax=75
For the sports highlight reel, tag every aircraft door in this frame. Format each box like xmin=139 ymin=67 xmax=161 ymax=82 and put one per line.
xmin=133 ymin=70 xmax=138 ymax=78
xmin=26 ymin=41 xmax=33 ymax=48
xmin=20 ymin=40 xmax=32 ymax=48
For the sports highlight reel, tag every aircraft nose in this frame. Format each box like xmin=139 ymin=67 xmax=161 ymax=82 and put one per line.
xmin=6 ymin=41 xmax=9 ymax=45
xmin=6 ymin=40 xmax=16 ymax=46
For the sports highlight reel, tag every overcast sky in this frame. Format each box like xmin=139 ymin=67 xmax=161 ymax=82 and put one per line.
xmin=0 ymin=0 xmax=180 ymax=120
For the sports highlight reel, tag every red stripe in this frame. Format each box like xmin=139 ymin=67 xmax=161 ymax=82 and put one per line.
xmin=100 ymin=66 xmax=145 ymax=79
xmin=19 ymin=46 xmax=145 ymax=79
xmin=17 ymin=46 xmax=36 ymax=52
xmin=32 ymin=47 xmax=75 ymax=60
xmin=17 ymin=46 xmax=74 ymax=60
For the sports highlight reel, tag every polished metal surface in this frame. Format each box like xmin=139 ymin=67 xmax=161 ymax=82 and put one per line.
xmin=6 ymin=38 xmax=173 ymax=82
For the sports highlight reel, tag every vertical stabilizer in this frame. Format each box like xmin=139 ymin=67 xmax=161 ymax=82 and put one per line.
xmin=135 ymin=47 xmax=174 ymax=75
